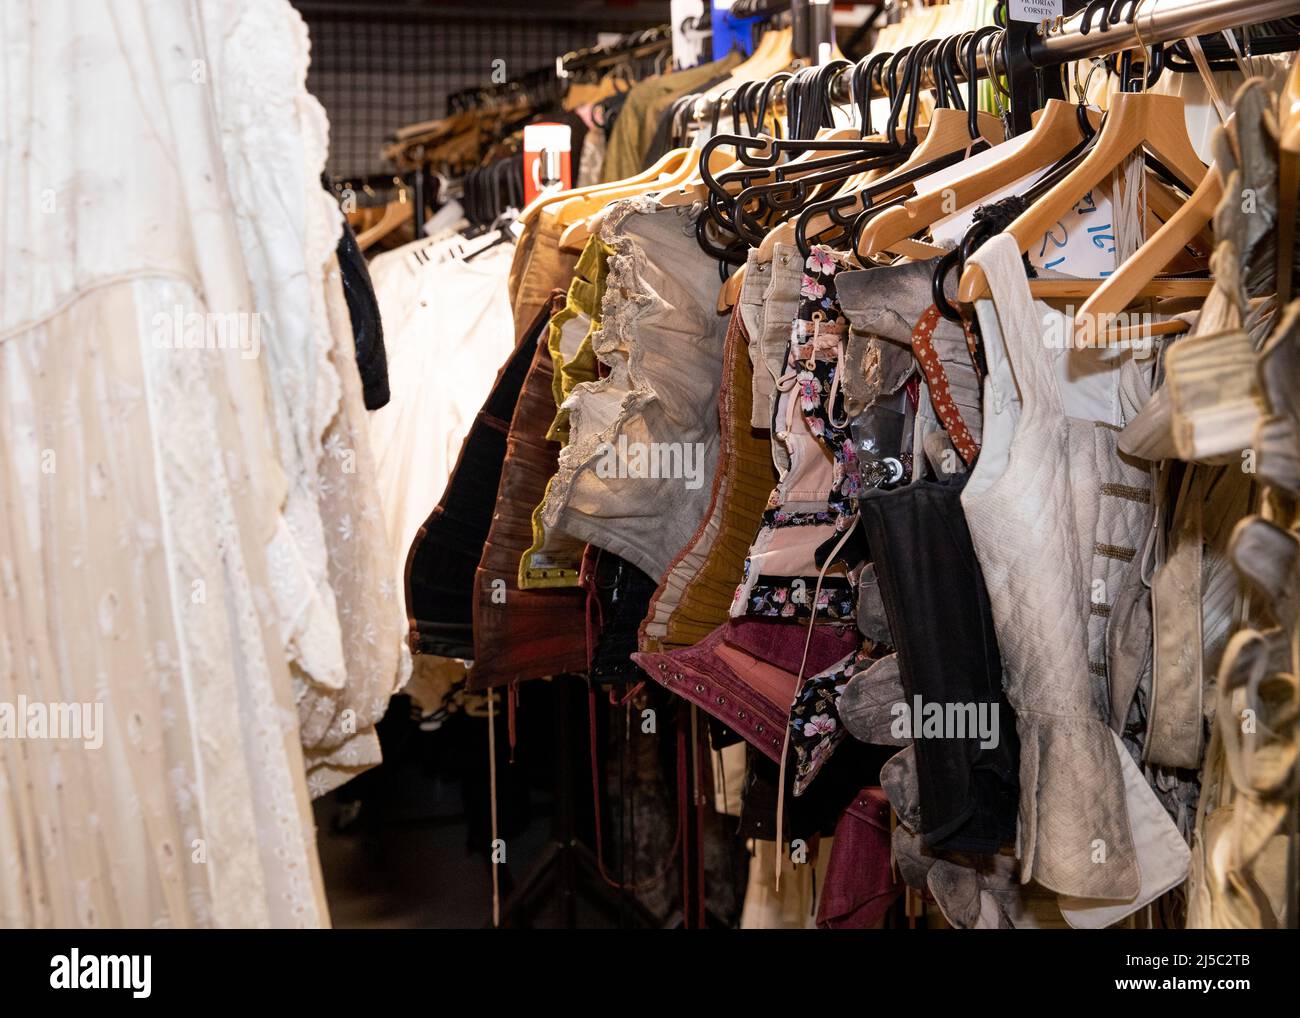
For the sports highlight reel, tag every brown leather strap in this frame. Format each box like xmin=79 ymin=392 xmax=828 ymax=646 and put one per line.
xmin=910 ymin=304 xmax=980 ymax=467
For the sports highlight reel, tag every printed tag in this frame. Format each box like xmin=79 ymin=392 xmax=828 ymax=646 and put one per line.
xmin=1008 ymin=0 xmax=1064 ymax=21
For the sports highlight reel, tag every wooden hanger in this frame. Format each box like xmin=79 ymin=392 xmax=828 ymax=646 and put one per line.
xmin=1276 ymin=55 xmax=1300 ymax=304
xmin=818 ymin=108 xmax=1005 ymax=258
xmin=357 ymin=187 xmax=411 ymax=251
xmin=1074 ymin=165 xmax=1223 ymax=345
xmin=859 ymin=99 xmax=1091 ymax=258
xmin=959 ymin=92 xmax=1208 ymax=301
xmin=1020 ymin=278 xmax=1212 ymax=299
xmin=560 ymin=145 xmax=736 ymax=251
xmin=1142 ymin=173 xmax=1214 ymax=259
xmin=564 ymin=76 xmax=619 ymax=112
xmin=719 ymin=263 xmax=746 ymax=313
xmin=1103 ymin=316 xmax=1190 ymax=347
xmin=734 ymin=26 xmax=793 ymax=81
xmin=553 ymin=148 xmax=700 ymax=251
xmin=518 ymin=146 xmax=689 ymax=226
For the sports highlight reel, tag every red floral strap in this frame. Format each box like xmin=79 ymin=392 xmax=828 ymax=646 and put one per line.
xmin=910 ymin=304 xmax=980 ymax=467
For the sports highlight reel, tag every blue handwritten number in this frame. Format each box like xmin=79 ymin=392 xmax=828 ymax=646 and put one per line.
xmin=1087 ymin=222 xmax=1115 ymax=252
xmin=1038 ymin=221 xmax=1069 ymax=259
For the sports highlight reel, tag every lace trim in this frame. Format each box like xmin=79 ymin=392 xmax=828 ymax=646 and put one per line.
xmin=541 ymin=197 xmax=660 ymax=526
xmin=210 ymin=0 xmax=349 ymax=697
xmin=138 ymin=277 xmax=323 ymax=929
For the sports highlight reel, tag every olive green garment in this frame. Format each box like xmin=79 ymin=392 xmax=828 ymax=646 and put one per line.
xmin=600 ymin=52 xmax=742 ymax=184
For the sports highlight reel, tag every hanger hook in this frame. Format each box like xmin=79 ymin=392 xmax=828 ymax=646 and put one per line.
xmin=883 ymin=47 xmax=913 ymax=141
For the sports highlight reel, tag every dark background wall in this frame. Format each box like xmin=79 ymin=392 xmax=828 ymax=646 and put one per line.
xmin=294 ymin=1 xmax=672 ymax=178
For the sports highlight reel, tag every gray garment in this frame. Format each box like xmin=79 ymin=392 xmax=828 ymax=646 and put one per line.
xmin=542 ymin=195 xmax=728 ymax=581
xmin=883 ymin=747 xmax=1056 ymax=928
xmin=855 ymin=564 xmax=891 ymax=644
xmin=737 ymin=250 xmax=767 ymax=355
xmin=836 ymin=259 xmax=983 ymax=476
xmin=833 ymin=269 xmax=916 ymax=418
xmin=740 ymin=245 xmax=802 ymax=435
xmin=838 ymin=653 xmax=908 ymax=746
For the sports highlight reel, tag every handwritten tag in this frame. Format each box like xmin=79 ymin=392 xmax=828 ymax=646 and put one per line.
xmin=922 ymin=152 xmax=1118 ymax=279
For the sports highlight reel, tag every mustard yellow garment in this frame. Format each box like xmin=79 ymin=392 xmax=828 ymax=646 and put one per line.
xmin=519 ymin=237 xmax=611 ymax=588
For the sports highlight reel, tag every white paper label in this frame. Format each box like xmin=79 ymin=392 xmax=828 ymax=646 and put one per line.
xmin=919 ymin=137 xmax=1120 ymax=279
xmin=1008 ymin=0 xmax=1063 ymax=21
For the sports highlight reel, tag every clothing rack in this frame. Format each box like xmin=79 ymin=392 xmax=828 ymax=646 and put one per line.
xmin=728 ymin=0 xmax=835 ymax=62
xmin=557 ymin=25 xmax=673 ymax=78
xmin=691 ymin=0 xmax=1300 ymax=131
xmin=1005 ymin=0 xmax=1300 ymax=131
xmin=446 ymin=67 xmax=564 ymax=117
xmin=731 ymin=0 xmax=792 ymax=15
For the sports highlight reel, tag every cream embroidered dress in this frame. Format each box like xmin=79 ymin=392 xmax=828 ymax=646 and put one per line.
xmin=0 ymin=0 xmax=406 ymax=928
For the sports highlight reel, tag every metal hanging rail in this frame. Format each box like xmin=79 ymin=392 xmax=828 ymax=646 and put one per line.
xmin=1030 ymin=0 xmax=1300 ymax=63
xmin=691 ymin=0 xmax=1300 ymax=130
xmin=1000 ymin=0 xmax=1300 ymax=130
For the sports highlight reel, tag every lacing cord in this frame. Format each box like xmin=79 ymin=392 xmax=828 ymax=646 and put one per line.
xmin=826 ymin=338 xmax=849 ymax=429
xmin=773 ymin=513 xmax=860 ymax=890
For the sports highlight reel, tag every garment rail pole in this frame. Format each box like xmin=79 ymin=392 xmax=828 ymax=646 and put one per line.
xmin=1030 ymin=0 xmax=1300 ymax=63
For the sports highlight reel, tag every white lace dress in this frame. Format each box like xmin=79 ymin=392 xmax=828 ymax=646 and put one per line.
xmin=0 ymin=0 xmax=406 ymax=928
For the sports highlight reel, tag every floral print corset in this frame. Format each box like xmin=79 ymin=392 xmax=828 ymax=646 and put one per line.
xmin=779 ymin=246 xmax=858 ymax=524
xmin=733 ymin=246 xmax=860 ymax=623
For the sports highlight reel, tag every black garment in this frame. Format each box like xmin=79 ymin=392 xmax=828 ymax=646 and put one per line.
xmin=405 ymin=302 xmax=552 ymax=659
xmin=329 ymin=184 xmax=390 ymax=410
xmin=596 ymin=90 xmax=631 ymax=140
xmin=738 ymin=740 xmax=890 ymax=843
xmin=858 ymin=480 xmax=1019 ymax=854
xmin=587 ymin=549 xmax=657 ymax=686
xmin=640 ymin=99 xmax=682 ymax=171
